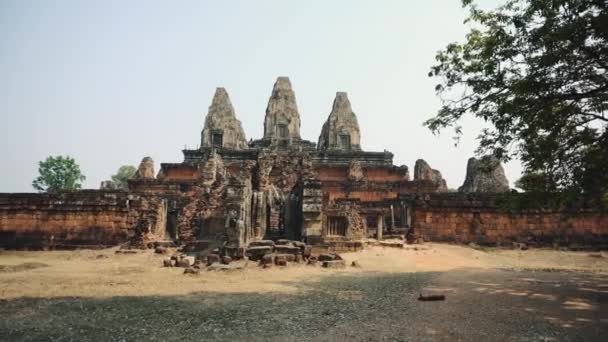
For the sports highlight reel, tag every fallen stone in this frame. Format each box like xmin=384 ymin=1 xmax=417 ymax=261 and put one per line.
xmin=293 ymin=241 xmax=306 ymax=248
xmin=418 ymin=294 xmax=446 ymax=301
xmin=319 ymin=253 xmax=342 ymax=261
xmin=184 ymin=267 xmax=200 ymax=275
xmin=322 ymin=260 xmax=346 ymax=268
xmin=275 ymin=254 xmax=287 ymax=266
xmin=246 ymin=246 xmax=273 ymax=261
xmin=249 ymin=240 xmax=275 ymax=248
xmin=274 ymin=245 xmax=301 ymax=255
xmin=302 ymin=245 xmax=312 ymax=258
xmin=379 ymin=241 xmax=404 ymax=248
xmin=206 ymin=253 xmax=221 ymax=265
xmin=294 ymin=254 xmax=303 ymax=263
xmin=155 ymin=246 xmax=167 ymax=254
xmin=351 ymin=261 xmax=361 ymax=268
xmin=170 ymin=254 xmax=182 ymax=261
xmin=260 ymin=254 xmax=274 ymax=266
xmin=177 ymin=256 xmax=195 ymax=267
xmin=162 ymin=258 xmax=174 ymax=267
xmin=275 ymin=239 xmax=292 ymax=246
xmin=221 ymin=256 xmax=232 ymax=265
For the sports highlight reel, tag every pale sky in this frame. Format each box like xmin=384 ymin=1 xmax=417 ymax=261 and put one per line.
xmin=0 ymin=0 xmax=521 ymax=192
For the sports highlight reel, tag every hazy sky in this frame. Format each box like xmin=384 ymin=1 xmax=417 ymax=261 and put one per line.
xmin=0 ymin=0 xmax=520 ymax=192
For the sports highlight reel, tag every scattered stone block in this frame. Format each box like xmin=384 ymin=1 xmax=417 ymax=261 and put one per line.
xmin=177 ymin=256 xmax=195 ymax=267
xmin=275 ymin=239 xmax=292 ymax=246
xmin=249 ymin=240 xmax=275 ymax=248
xmin=207 ymin=263 xmax=244 ymax=271
xmin=206 ymin=253 xmax=221 ymax=266
xmin=246 ymin=246 xmax=273 ymax=261
xmin=184 ymin=267 xmax=200 ymax=275
xmin=115 ymin=250 xmax=137 ymax=254
xmin=221 ymin=256 xmax=232 ymax=265
xmin=322 ymin=260 xmax=346 ymax=268
xmin=418 ymin=293 xmax=446 ymax=301
xmin=155 ymin=246 xmax=167 ymax=254
xmin=302 ymin=245 xmax=312 ymax=258
xmin=294 ymin=254 xmax=303 ymax=263
xmin=275 ymin=255 xmax=287 ymax=266
xmin=351 ymin=261 xmax=361 ymax=268
xmin=162 ymin=258 xmax=174 ymax=267
xmin=293 ymin=241 xmax=306 ymax=248
xmin=319 ymin=253 xmax=342 ymax=261
xmin=275 ymin=245 xmax=301 ymax=255
xmin=260 ymin=254 xmax=274 ymax=266
xmin=225 ymin=246 xmax=246 ymax=259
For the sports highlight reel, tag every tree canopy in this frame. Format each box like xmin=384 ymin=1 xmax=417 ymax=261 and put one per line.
xmin=426 ymin=0 xmax=607 ymax=205
xmin=110 ymin=165 xmax=137 ymax=190
xmin=32 ymin=156 xmax=86 ymax=192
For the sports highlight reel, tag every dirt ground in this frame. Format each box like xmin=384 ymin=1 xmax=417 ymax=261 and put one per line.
xmin=1 ymin=243 xmax=607 ymax=341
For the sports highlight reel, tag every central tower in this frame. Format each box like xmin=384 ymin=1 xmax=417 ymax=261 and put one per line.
xmin=263 ymin=77 xmax=302 ymax=145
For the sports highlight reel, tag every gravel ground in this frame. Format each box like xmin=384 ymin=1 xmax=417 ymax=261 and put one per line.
xmin=1 ymin=245 xmax=607 ymax=341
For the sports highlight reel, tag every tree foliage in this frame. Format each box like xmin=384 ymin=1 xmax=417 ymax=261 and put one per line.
xmin=32 ymin=156 xmax=86 ymax=192
xmin=427 ymin=0 xmax=607 ymax=204
xmin=110 ymin=165 xmax=137 ymax=190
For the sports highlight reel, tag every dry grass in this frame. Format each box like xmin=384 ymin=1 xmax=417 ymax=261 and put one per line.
xmin=1 ymin=244 xmax=607 ymax=341
xmin=0 ymin=243 xmax=606 ymax=299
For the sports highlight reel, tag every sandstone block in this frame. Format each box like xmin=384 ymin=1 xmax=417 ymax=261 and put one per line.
xmin=275 ymin=245 xmax=301 ymax=255
xmin=184 ymin=267 xmax=200 ymax=275
xmin=249 ymin=240 xmax=275 ymax=247
xmin=162 ymin=258 xmax=174 ymax=267
xmin=275 ymin=254 xmax=287 ymax=266
xmin=322 ymin=260 xmax=346 ymax=268
xmin=275 ymin=239 xmax=292 ymax=246
xmin=206 ymin=253 xmax=221 ymax=265
xmin=177 ymin=256 xmax=195 ymax=267
xmin=319 ymin=253 xmax=342 ymax=262
xmin=221 ymin=256 xmax=232 ymax=265
xmin=246 ymin=246 xmax=273 ymax=261
xmin=260 ymin=254 xmax=274 ymax=265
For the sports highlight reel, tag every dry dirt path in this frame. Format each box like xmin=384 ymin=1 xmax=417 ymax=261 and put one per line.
xmin=1 ymin=244 xmax=607 ymax=341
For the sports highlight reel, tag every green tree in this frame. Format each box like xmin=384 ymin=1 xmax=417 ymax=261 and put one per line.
xmin=426 ymin=0 xmax=608 ymax=204
xmin=32 ymin=156 xmax=86 ymax=192
xmin=110 ymin=165 xmax=137 ymax=190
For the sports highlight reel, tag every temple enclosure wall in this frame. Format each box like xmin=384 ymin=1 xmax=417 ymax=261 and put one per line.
xmin=0 ymin=191 xmax=166 ymax=250
xmin=411 ymin=194 xmax=608 ymax=247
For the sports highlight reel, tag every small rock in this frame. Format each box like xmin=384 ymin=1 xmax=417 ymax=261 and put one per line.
xmin=177 ymin=256 xmax=195 ymax=267
xmin=322 ymin=260 xmax=346 ymax=268
xmin=260 ymin=254 xmax=274 ymax=266
xmin=275 ymin=255 xmax=287 ymax=266
xmin=206 ymin=253 xmax=221 ymax=266
xmin=221 ymin=256 xmax=232 ymax=265
xmin=184 ymin=267 xmax=200 ymax=275
xmin=351 ymin=261 xmax=361 ymax=268
xmin=249 ymin=240 xmax=275 ymax=247
xmin=162 ymin=258 xmax=174 ymax=267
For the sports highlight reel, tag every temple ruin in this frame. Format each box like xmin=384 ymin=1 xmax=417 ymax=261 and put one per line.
xmin=1 ymin=77 xmax=607 ymax=251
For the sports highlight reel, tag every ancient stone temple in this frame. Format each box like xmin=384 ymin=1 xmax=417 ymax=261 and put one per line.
xmin=1 ymin=77 xmax=607 ymax=250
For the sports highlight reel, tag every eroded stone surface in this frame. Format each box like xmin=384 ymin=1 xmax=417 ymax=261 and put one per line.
xmin=134 ymin=157 xmax=155 ymax=179
xmin=318 ymin=92 xmax=362 ymax=151
xmin=263 ymin=77 xmax=301 ymax=142
xmin=414 ymin=159 xmax=447 ymax=191
xmin=458 ymin=157 xmax=509 ymax=193
xmin=201 ymin=87 xmax=247 ymax=149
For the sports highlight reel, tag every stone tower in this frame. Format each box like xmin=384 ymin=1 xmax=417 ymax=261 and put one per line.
xmin=263 ymin=77 xmax=301 ymax=144
xmin=201 ymin=87 xmax=247 ymax=150
xmin=317 ymin=92 xmax=362 ymax=151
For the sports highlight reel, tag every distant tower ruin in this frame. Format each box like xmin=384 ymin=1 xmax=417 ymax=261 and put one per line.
xmin=318 ymin=92 xmax=362 ymax=152
xmin=263 ymin=77 xmax=302 ymax=145
xmin=201 ymin=87 xmax=247 ymax=150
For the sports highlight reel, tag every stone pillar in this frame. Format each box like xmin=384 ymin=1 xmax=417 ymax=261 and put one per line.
xmin=390 ymin=205 xmax=395 ymax=230
xmin=377 ymin=213 xmax=384 ymax=240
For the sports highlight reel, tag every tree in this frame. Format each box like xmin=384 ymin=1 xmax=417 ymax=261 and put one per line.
xmin=32 ymin=156 xmax=86 ymax=192
xmin=110 ymin=165 xmax=137 ymax=190
xmin=426 ymin=0 xmax=607 ymax=205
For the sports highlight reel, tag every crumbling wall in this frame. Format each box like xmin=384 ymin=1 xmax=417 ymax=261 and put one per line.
xmin=411 ymin=193 xmax=608 ymax=247
xmin=323 ymin=201 xmax=367 ymax=241
xmin=0 ymin=191 xmax=165 ymax=249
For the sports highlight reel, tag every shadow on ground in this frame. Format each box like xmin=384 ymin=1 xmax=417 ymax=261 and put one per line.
xmin=1 ymin=269 xmax=607 ymax=341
